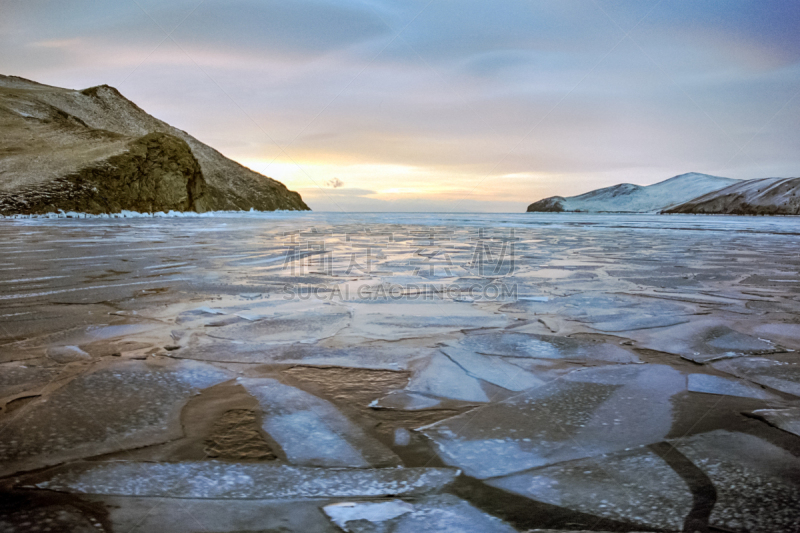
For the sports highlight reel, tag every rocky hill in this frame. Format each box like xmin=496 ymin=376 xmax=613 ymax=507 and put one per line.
xmin=664 ymin=177 xmax=800 ymax=215
xmin=0 ymin=75 xmax=309 ymax=215
xmin=526 ymin=173 xmax=738 ymax=213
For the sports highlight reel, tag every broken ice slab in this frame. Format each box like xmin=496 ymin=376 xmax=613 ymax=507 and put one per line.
xmin=746 ymin=407 xmax=800 ymax=438
xmin=323 ymin=495 xmax=519 ymax=533
xmin=419 ymin=364 xmax=685 ymax=478
xmin=752 ymin=322 xmax=800 ymax=352
xmin=687 ymin=373 xmax=780 ymax=400
xmin=84 ymin=323 xmax=159 ymax=341
xmin=499 ymin=292 xmax=694 ymax=332
xmin=28 ymin=462 xmax=458 ymax=499
xmin=370 ymin=390 xmax=444 ymax=411
xmin=346 ymin=301 xmax=509 ymax=341
xmin=713 ymin=356 xmax=800 ymax=397
xmin=684 ymin=326 xmax=782 ymax=363
xmin=206 ymin=305 xmax=351 ymax=344
xmin=441 ymin=346 xmax=545 ymax=391
xmin=182 ymin=340 xmax=433 ymax=370
xmin=626 ymin=319 xmax=784 ymax=363
xmin=0 ymin=360 xmax=230 ymax=477
xmin=451 ymin=330 xmax=639 ymax=363
xmin=197 ymin=306 xmax=227 ymax=315
xmin=406 ymin=353 xmax=490 ymax=403
xmin=239 ymin=377 xmax=400 ymax=467
xmin=488 ymin=446 xmax=692 ymax=531
xmin=671 ymin=430 xmax=800 ymax=532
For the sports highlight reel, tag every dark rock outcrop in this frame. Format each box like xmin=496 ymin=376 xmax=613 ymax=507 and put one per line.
xmin=0 ymin=74 xmax=309 ymax=215
xmin=1 ymin=133 xmax=207 ymax=215
xmin=526 ymin=196 xmax=565 ymax=212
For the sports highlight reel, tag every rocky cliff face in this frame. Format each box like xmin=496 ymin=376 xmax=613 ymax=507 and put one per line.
xmin=1 ymin=133 xmax=207 ymax=215
xmin=0 ymin=75 xmax=309 ymax=215
xmin=665 ymin=177 xmax=800 ymax=215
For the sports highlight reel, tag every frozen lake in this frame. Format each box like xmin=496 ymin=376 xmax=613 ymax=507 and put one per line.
xmin=1 ymin=212 xmax=800 ymax=532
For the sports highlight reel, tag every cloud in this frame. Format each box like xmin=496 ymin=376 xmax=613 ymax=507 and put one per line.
xmin=1 ymin=0 xmax=799 ymax=211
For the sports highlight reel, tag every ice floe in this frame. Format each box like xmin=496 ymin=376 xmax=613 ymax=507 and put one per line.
xmin=406 ymin=353 xmax=490 ymax=402
xmin=370 ymin=390 xmax=445 ymax=411
xmin=207 ymin=306 xmax=351 ymax=344
xmin=672 ymin=430 xmax=800 ymax=532
xmin=419 ymin=364 xmax=685 ymax=478
xmin=448 ymin=330 xmax=639 ymax=363
xmin=441 ymin=346 xmax=545 ymax=391
xmin=488 ymin=446 xmax=692 ymax=531
xmin=746 ymin=407 xmax=800 ymax=437
xmin=240 ymin=377 xmax=400 ymax=467
xmin=713 ymin=356 xmax=800 ymax=397
xmin=0 ymin=360 xmax=230 ymax=476
xmin=687 ymin=373 xmax=779 ymax=400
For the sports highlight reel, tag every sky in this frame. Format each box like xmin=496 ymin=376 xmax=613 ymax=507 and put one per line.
xmin=2 ymin=0 xmax=799 ymax=212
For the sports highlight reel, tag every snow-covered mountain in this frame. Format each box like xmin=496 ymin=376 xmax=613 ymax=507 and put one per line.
xmin=665 ymin=177 xmax=800 ymax=215
xmin=526 ymin=173 xmax=739 ymax=213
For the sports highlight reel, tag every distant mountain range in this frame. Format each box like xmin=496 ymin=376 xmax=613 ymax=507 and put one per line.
xmin=0 ymin=74 xmax=309 ymax=215
xmin=527 ymin=172 xmax=800 ymax=215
